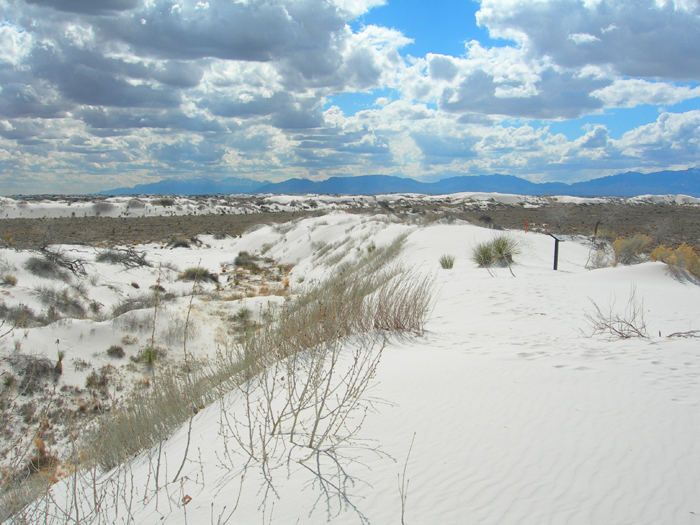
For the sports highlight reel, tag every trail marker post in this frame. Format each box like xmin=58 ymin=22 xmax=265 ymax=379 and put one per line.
xmin=549 ymin=233 xmax=565 ymax=270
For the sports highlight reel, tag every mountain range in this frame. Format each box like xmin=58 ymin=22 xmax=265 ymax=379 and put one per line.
xmin=101 ymin=168 xmax=700 ymax=198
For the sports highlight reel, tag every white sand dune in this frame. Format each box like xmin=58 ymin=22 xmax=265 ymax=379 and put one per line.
xmin=3 ymin=211 xmax=700 ymax=524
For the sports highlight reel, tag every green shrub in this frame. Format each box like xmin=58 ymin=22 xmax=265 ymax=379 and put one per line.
xmin=132 ymin=346 xmax=166 ymax=369
xmin=471 ymin=235 xmax=520 ymax=268
xmin=612 ymin=234 xmax=653 ymax=265
xmin=439 ymin=255 xmax=455 ymax=269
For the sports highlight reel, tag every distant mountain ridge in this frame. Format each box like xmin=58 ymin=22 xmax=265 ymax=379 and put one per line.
xmin=101 ymin=168 xmax=700 ymax=198
xmin=102 ymin=177 xmax=265 ymax=195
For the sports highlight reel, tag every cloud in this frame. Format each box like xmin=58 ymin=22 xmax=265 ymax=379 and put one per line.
xmin=616 ymin=110 xmax=700 ymax=163
xmin=24 ymin=0 xmax=141 ymax=15
xmin=592 ymin=79 xmax=700 ymax=108
xmin=579 ymin=125 xmax=609 ymax=149
xmin=476 ymin=0 xmax=700 ymax=80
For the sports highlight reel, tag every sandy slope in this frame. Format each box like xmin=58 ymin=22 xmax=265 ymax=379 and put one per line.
xmin=5 ymin=214 xmax=700 ymax=524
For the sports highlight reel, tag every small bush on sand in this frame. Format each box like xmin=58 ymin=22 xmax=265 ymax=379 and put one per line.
xmin=471 ymin=235 xmax=520 ymax=269
xmin=612 ymin=234 xmax=652 ymax=265
xmin=33 ymin=285 xmax=86 ymax=319
xmin=651 ymin=243 xmax=700 ymax=279
xmin=233 ymin=251 xmax=259 ymax=272
xmin=24 ymin=257 xmax=69 ymax=281
xmin=0 ymin=302 xmax=47 ymax=328
xmin=1 ymin=274 xmax=17 ymax=286
xmin=584 ymin=285 xmax=648 ymax=339
xmin=106 ymin=345 xmax=125 ymax=359
xmin=439 ymin=255 xmax=455 ymax=269
xmin=178 ymin=267 xmax=219 ymax=284
xmin=167 ymin=236 xmax=190 ymax=248
xmin=111 ymin=292 xmax=175 ymax=318
xmin=132 ymin=346 xmax=166 ymax=369
xmin=96 ymin=247 xmax=150 ymax=268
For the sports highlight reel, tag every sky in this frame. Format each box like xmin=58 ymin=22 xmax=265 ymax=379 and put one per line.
xmin=1 ymin=0 xmax=700 ymax=194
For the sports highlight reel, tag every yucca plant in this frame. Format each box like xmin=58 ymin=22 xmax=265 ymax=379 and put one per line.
xmin=439 ymin=254 xmax=455 ymax=269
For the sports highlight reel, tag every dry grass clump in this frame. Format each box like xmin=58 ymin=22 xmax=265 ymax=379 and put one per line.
xmin=33 ymin=285 xmax=86 ymax=320
xmin=1 ymin=274 xmax=17 ymax=287
xmin=23 ymin=257 xmax=69 ymax=282
xmin=178 ymin=267 xmax=219 ymax=284
xmin=651 ymin=243 xmax=700 ymax=279
xmin=111 ymin=292 xmax=175 ymax=318
xmin=96 ymin=247 xmax=150 ymax=268
xmin=0 ymin=302 xmax=48 ymax=328
xmin=612 ymin=234 xmax=653 ymax=265
xmin=6 ymin=354 xmax=58 ymax=395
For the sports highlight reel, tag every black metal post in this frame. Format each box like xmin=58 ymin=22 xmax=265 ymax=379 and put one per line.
xmin=549 ymin=233 xmax=564 ymax=270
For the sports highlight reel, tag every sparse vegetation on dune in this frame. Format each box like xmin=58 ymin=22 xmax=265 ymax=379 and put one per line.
xmin=439 ymin=254 xmax=455 ymax=269
xmin=471 ymin=234 xmax=521 ymax=274
xmin=178 ymin=266 xmax=219 ymax=284
xmin=651 ymin=243 xmax=700 ymax=279
xmin=612 ymin=234 xmax=653 ymax=266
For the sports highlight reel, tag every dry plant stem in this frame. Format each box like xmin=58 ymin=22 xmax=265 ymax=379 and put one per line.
xmin=172 ymin=416 xmax=194 ymax=484
xmin=182 ymin=262 xmax=201 ymax=369
xmin=399 ymin=432 xmax=416 ymax=525
xmin=584 ymin=285 xmax=648 ymax=339
xmin=667 ymin=330 xmax=700 ymax=338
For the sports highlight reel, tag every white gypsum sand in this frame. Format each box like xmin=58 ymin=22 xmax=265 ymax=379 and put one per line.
xmin=1 ymin=206 xmax=699 ymax=524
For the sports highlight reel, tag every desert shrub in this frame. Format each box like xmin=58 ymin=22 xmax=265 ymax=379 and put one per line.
xmin=651 ymin=243 xmax=700 ymax=278
xmin=439 ymin=254 xmax=455 ymax=269
xmin=213 ymin=232 xmax=229 ymax=240
xmin=7 ymin=354 xmax=57 ymax=394
xmin=127 ymin=198 xmax=145 ymax=209
xmin=86 ymin=365 xmax=116 ymax=396
xmin=0 ymin=255 xmax=15 ymax=274
xmin=106 ymin=345 xmax=125 ymax=359
xmin=471 ymin=235 xmax=520 ymax=269
xmin=153 ymin=197 xmax=175 ymax=207
xmin=24 ymin=257 xmax=69 ymax=281
xmin=178 ymin=267 xmax=219 ymax=284
xmin=33 ymin=285 xmax=86 ymax=319
xmin=0 ymin=302 xmax=47 ymax=328
xmin=132 ymin=346 xmax=166 ymax=369
xmin=594 ymin=228 xmax=616 ymax=243
xmin=1 ymin=274 xmax=17 ymax=286
xmin=39 ymin=247 xmax=86 ymax=276
xmin=584 ymin=286 xmax=648 ymax=339
xmin=234 ymin=251 xmax=259 ymax=271
xmin=612 ymin=234 xmax=653 ymax=265
xmin=121 ymin=334 xmax=138 ymax=345
xmin=96 ymin=247 xmax=150 ymax=268
xmin=111 ymin=292 xmax=175 ymax=318
xmin=92 ymin=202 xmax=115 ymax=215
xmin=167 ymin=236 xmax=190 ymax=248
